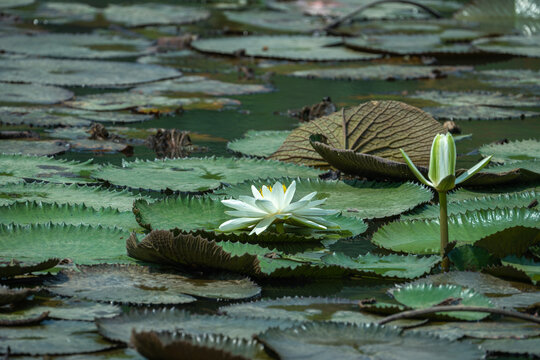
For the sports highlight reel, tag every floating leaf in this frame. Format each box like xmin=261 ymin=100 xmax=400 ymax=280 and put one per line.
xmin=392 ymin=284 xmax=494 ymax=320
xmin=449 ymin=184 xmax=539 ymax=203
xmin=473 ymin=34 xmax=540 ymax=58
xmin=448 ymin=245 xmax=499 ymax=271
xmin=0 ymin=83 xmax=73 ymax=105
xmin=0 ymin=201 xmax=141 ymax=231
xmin=0 ymin=57 xmax=182 ymax=87
xmin=423 ymin=105 xmax=540 ymax=120
xmin=96 ymin=308 xmax=298 ymax=344
xmin=0 ymin=320 xmax=118 ymax=356
xmin=0 ymin=33 xmax=151 ymax=59
xmin=474 ymin=226 xmax=540 ymax=258
xmin=270 ymin=100 xmax=443 ymax=167
xmin=500 ymin=256 xmax=540 ymax=284
xmin=0 ymin=258 xmax=60 ymax=278
xmin=0 ymin=106 xmax=91 ymax=127
xmin=476 ymin=338 xmax=540 ymax=357
xmin=0 ymin=223 xmax=132 ymax=264
xmin=215 ymin=177 xmax=433 ymax=219
xmin=133 ymin=75 xmax=272 ymax=96
xmin=0 ymin=140 xmax=68 ymax=156
xmin=104 ymin=4 xmax=209 ymax=27
xmin=0 ymin=182 xmax=154 ymax=211
xmin=479 ymin=139 xmax=540 ymax=163
xmin=93 ymin=157 xmax=322 ymax=193
xmin=372 ymin=208 xmax=540 ymax=254
xmin=192 ymin=36 xmax=380 ymax=61
xmin=291 ymin=64 xmax=473 ymax=81
xmin=47 ymin=264 xmax=260 ymax=305
xmin=0 ymin=285 xmax=37 ymax=306
xmin=256 ymin=322 xmax=484 ymax=360
xmin=0 ymin=0 xmax=34 ymax=9
xmin=411 ymin=90 xmax=540 ymax=107
xmin=227 ymin=130 xmax=290 ymax=158
xmin=0 ymin=311 xmax=49 ymax=326
xmin=32 ymin=2 xmax=99 ymax=25
xmin=224 ymin=10 xmax=324 ymax=33
xmin=68 ymin=139 xmax=131 ymax=154
xmin=479 ymin=69 xmax=540 ymax=94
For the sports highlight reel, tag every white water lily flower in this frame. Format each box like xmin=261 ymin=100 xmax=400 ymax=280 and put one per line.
xmin=218 ymin=180 xmax=339 ymax=235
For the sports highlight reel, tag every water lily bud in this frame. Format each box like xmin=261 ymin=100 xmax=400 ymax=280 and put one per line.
xmin=428 ymin=133 xmax=456 ymax=192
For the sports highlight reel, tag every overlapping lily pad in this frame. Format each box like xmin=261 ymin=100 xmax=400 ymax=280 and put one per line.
xmin=476 ymin=338 xmax=540 ymax=357
xmin=0 ymin=57 xmax=182 ymax=87
xmin=0 ymin=154 xmax=97 ymax=184
xmin=93 ymin=157 xmax=322 ymax=193
xmin=32 ymin=2 xmax=99 ymax=25
xmin=0 ymin=320 xmax=118 ymax=356
xmin=215 ymin=178 xmax=433 ymax=219
xmin=0 ymin=285 xmax=38 ymax=306
xmin=479 ymin=69 xmax=540 ymax=94
xmin=500 ymin=256 xmax=540 ymax=284
xmin=372 ymin=207 xmax=540 ymax=254
xmin=271 ymin=100 xmax=443 ymax=167
xmin=227 ymin=130 xmax=290 ymax=158
xmin=0 ymin=33 xmax=152 ymax=59
xmin=0 ymin=0 xmax=34 ymax=9
xmin=0 ymin=106 xmax=91 ymax=127
xmin=256 ymin=322 xmax=484 ymax=360
xmin=291 ymin=64 xmax=473 ymax=81
xmin=0 ymin=223 xmax=132 ymax=264
xmin=104 ymin=4 xmax=209 ymax=27
xmin=68 ymin=139 xmax=131 ymax=154
xmin=0 ymin=182 xmax=153 ymax=211
xmin=0 ymin=140 xmax=69 ymax=156
xmin=423 ymin=105 xmax=540 ymax=120
xmin=479 ymin=139 xmax=540 ymax=163
xmin=474 ymin=34 xmax=540 ymax=57
xmin=46 ymin=264 xmax=260 ymax=304
xmin=0 ymin=202 xmax=141 ymax=231
xmin=0 ymin=83 xmax=73 ymax=104
xmin=0 ymin=258 xmax=60 ymax=278
xmin=224 ymin=10 xmax=324 ymax=33
xmin=191 ymin=36 xmax=381 ymax=61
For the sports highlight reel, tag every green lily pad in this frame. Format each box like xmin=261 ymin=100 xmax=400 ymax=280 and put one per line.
xmin=271 ymin=100 xmax=443 ymax=167
xmin=227 ymin=130 xmax=290 ymax=158
xmin=372 ymin=207 xmax=540 ymax=254
xmin=0 ymin=106 xmax=91 ymax=127
xmin=96 ymin=308 xmax=298 ymax=344
xmin=0 ymin=57 xmax=182 ymax=87
xmin=215 ymin=178 xmax=433 ymax=219
xmin=47 ymin=264 xmax=260 ymax=305
xmin=224 ymin=10 xmax=324 ymax=33
xmin=0 ymin=285 xmax=37 ymax=306
xmin=473 ymin=34 xmax=540 ymax=57
xmin=191 ymin=36 xmax=380 ymax=61
xmin=0 ymin=140 xmax=68 ymax=156
xmin=133 ymin=75 xmax=273 ymax=96
xmin=256 ymin=322 xmax=484 ymax=360
xmin=0 ymin=33 xmax=151 ymax=59
xmin=0 ymin=320 xmax=118 ymax=356
xmin=448 ymin=245 xmax=499 ymax=271
xmin=345 ymin=34 xmax=480 ymax=56
xmin=290 ymin=64 xmax=473 ymax=81
xmin=0 ymin=311 xmax=49 ymax=326
xmin=449 ymin=184 xmax=539 ymax=203
xmin=0 ymin=223 xmax=132 ymax=264
xmin=0 ymin=182 xmax=154 ymax=211
xmin=411 ymin=90 xmax=540 ymax=107
xmin=500 ymin=256 xmax=540 ymax=284
xmin=93 ymin=157 xmax=322 ymax=193
xmin=32 ymin=2 xmax=99 ymax=25
xmin=0 ymin=202 xmax=141 ymax=231
xmin=480 ymin=69 xmax=540 ymax=95
xmin=133 ymin=196 xmax=366 ymax=242
xmin=0 ymin=83 xmax=73 ymax=104
xmin=479 ymin=139 xmax=540 ymax=163
xmin=0 ymin=0 xmax=34 ymax=9
xmin=392 ymin=284 xmax=494 ymax=320
xmin=423 ymin=105 xmax=540 ymax=120
xmin=474 ymin=226 xmax=540 ymax=258
xmin=132 ymin=331 xmax=266 ymax=360
xmin=402 ymin=190 xmax=538 ymax=220
xmin=57 ymin=108 xmax=154 ymax=124
xmin=104 ymin=4 xmax=209 ymax=27
xmin=68 ymin=139 xmax=131 ymax=154
xmin=476 ymin=338 xmax=540 ymax=357
xmin=0 ymin=258 xmax=60 ymax=278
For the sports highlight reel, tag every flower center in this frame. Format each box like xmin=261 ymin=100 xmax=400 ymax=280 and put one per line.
xmin=259 ymin=184 xmax=287 ymax=197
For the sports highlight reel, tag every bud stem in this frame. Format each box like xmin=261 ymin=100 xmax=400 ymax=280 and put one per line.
xmin=275 ymin=222 xmax=285 ymax=234
xmin=438 ymin=191 xmax=449 ymax=272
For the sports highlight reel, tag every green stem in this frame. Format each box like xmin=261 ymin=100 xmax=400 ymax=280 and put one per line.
xmin=438 ymin=191 xmax=449 ymax=272
xmin=275 ymin=222 xmax=284 ymax=234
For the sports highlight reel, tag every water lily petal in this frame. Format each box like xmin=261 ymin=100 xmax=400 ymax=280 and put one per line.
xmin=272 ymin=181 xmax=285 ymax=208
xmin=251 ymin=185 xmax=263 ymax=200
xmin=282 ymin=199 xmax=311 ymax=212
xmin=250 ymin=216 xmax=275 ymax=235
xmin=225 ymin=210 xmax=265 ymax=218
xmin=288 ymin=215 xmax=327 ymax=230
xmin=219 ymin=217 xmax=260 ymax=232
xmin=283 ymin=180 xmax=296 ymax=207
xmin=221 ymin=199 xmax=256 ymax=211
xmin=255 ymin=198 xmax=277 ymax=213
xmin=298 ymin=191 xmax=317 ymax=202
xmin=455 ymin=155 xmax=493 ymax=185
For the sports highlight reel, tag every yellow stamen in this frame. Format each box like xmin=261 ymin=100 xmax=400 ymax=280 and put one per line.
xmin=259 ymin=184 xmax=287 ymax=197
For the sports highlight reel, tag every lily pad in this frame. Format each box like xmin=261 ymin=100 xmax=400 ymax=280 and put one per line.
xmin=477 ymin=338 xmax=540 ymax=357
xmin=0 ymin=83 xmax=73 ymax=104
xmin=449 ymin=184 xmax=539 ymax=202
xmin=479 ymin=69 xmax=540 ymax=94
xmin=0 ymin=57 xmax=182 ymax=87
xmin=0 ymin=106 xmax=91 ymax=127
xmin=46 ymin=264 xmax=260 ymax=305
xmin=500 ymin=256 xmax=540 ymax=284
xmin=411 ymin=90 xmax=540 ymax=107
xmin=132 ymin=331 xmax=266 ymax=360
xmin=93 ymin=157 xmax=322 ymax=193
xmin=96 ymin=308 xmax=298 ymax=344
xmin=479 ymin=139 xmax=540 ymax=163
xmin=256 ymin=322 xmax=484 ymax=360
xmin=291 ymin=64 xmax=473 ymax=81
xmin=0 ymin=33 xmax=151 ymax=59
xmin=32 ymin=2 xmax=99 ymax=25
xmin=0 ymin=258 xmax=60 ymax=278
xmin=371 ymin=207 xmax=540 ymax=254
xmin=0 ymin=285 xmax=38 ymax=306
xmin=0 ymin=0 xmax=34 ymax=9
xmin=423 ymin=105 xmax=540 ymax=120
xmin=0 ymin=140 xmax=69 ymax=156
xmin=270 ymin=100 xmax=443 ymax=167
xmin=0 ymin=182 xmax=154 ymax=211
xmin=104 ymin=4 xmax=209 ymax=27
xmin=224 ymin=10 xmax=324 ymax=33
xmin=473 ymin=34 xmax=540 ymax=57
xmin=392 ymin=284 xmax=494 ymax=320
xmin=215 ymin=178 xmax=433 ymax=219
xmin=0 ymin=154 xmax=97 ymax=184
xmin=0 ymin=223 xmax=132 ymax=264
xmin=0 ymin=320 xmax=118 ymax=356
xmin=57 ymin=108 xmax=154 ymax=124
xmin=0 ymin=311 xmax=49 ymax=326
xmin=0 ymin=201 xmax=141 ymax=231
xmin=133 ymin=75 xmax=273 ymax=96
xmin=191 ymin=36 xmax=380 ymax=61
xmin=227 ymin=130 xmax=291 ymax=158
xmin=68 ymin=139 xmax=131 ymax=154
